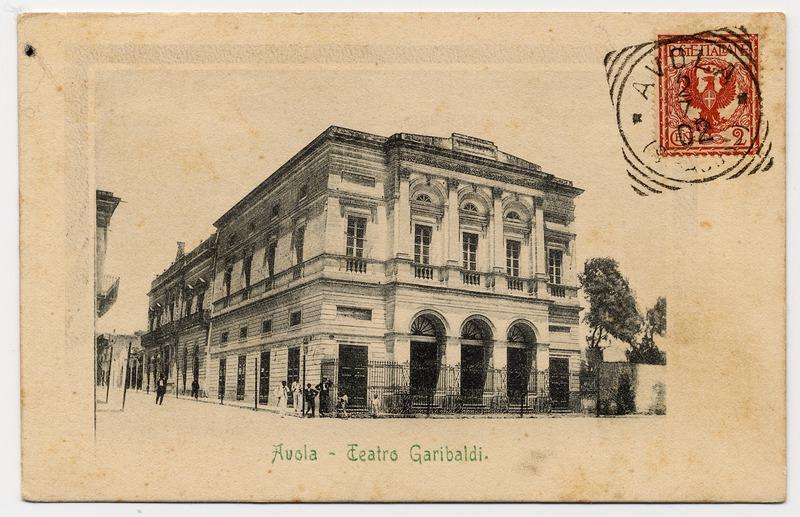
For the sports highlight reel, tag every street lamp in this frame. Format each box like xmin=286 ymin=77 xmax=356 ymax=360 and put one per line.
xmin=301 ymin=337 xmax=309 ymax=417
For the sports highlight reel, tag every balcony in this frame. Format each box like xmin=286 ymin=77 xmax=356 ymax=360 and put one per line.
xmin=548 ymin=283 xmax=566 ymax=298
xmin=413 ymin=263 xmax=434 ymax=280
xmin=141 ymin=309 xmax=210 ymax=347
xmin=461 ymin=270 xmax=481 ymax=286
xmin=96 ymin=275 xmax=119 ymax=317
xmin=345 ymin=256 xmax=367 ymax=274
xmin=507 ymin=276 xmax=525 ymax=291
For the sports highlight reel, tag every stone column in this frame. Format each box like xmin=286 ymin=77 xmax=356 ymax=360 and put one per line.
xmin=397 ymin=169 xmax=412 ymax=259
xmin=394 ymin=337 xmax=410 ymax=364
xmin=446 ymin=178 xmax=460 ymax=267
xmin=535 ymin=342 xmax=550 ymax=396
xmin=534 ymin=196 xmax=546 ymax=277
xmin=492 ymin=187 xmax=504 ymax=273
xmin=444 ymin=336 xmax=460 ymax=366
xmin=493 ymin=342 xmax=508 ymax=369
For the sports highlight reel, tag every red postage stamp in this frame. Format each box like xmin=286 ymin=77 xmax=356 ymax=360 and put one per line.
xmin=658 ymin=33 xmax=759 ymax=157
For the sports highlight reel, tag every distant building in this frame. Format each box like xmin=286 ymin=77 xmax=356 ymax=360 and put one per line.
xmin=140 ymin=237 xmax=215 ymax=395
xmin=96 ymin=190 xmax=121 ymax=317
xmin=142 ymin=127 xmax=583 ymax=413
xmin=96 ymin=332 xmax=143 ymax=394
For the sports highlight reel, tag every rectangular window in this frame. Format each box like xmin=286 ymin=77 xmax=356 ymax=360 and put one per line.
xmin=414 ymin=225 xmax=432 ymax=264
xmin=346 ymin=216 xmax=367 ymax=258
xmin=223 ymin=266 xmax=232 ymax=298
xmin=506 ymin=240 xmax=521 ymax=277
xmin=265 ymin=241 xmax=277 ymax=279
xmin=462 ymin=232 xmax=478 ymax=271
xmin=239 ymin=326 xmax=248 ymax=340
xmin=236 ymin=355 xmax=246 ymax=400
xmin=242 ymin=253 xmax=253 ymax=288
xmin=336 ymin=306 xmax=373 ymax=321
xmin=261 ymin=319 xmax=272 ymax=333
xmin=294 ymin=226 xmax=305 ymax=265
xmin=218 ymin=357 xmax=226 ymax=399
xmin=290 ymin=310 xmax=302 ymax=327
xmin=220 ymin=331 xmax=229 ymax=344
xmin=287 ymin=348 xmax=300 ymax=407
xmin=258 ymin=351 xmax=270 ymax=404
xmin=548 ymin=249 xmax=563 ymax=285
xmin=271 ymin=204 xmax=279 ymax=220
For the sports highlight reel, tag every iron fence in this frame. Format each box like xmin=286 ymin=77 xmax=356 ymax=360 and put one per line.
xmin=320 ymin=359 xmax=551 ymax=416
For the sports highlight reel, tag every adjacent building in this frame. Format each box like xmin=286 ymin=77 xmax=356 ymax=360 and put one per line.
xmin=140 ymin=236 xmax=215 ymax=396
xmin=96 ymin=190 xmax=122 ymax=317
xmin=143 ymin=127 xmax=584 ymax=413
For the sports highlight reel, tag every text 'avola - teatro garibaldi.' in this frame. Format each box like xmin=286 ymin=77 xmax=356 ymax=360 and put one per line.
xmin=140 ymin=126 xmax=584 ymax=415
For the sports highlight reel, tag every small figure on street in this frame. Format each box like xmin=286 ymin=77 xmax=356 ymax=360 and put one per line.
xmin=304 ymin=383 xmax=317 ymax=417
xmin=369 ymin=392 xmax=382 ymax=418
xmin=155 ymin=376 xmax=166 ymax=405
xmin=337 ymin=392 xmax=349 ymax=418
xmin=275 ymin=380 xmax=289 ymax=418
xmin=315 ymin=377 xmax=331 ymax=417
xmin=291 ymin=380 xmax=302 ymax=416
xmin=191 ymin=378 xmax=200 ymax=399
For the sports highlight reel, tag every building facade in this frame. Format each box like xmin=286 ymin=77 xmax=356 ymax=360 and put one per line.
xmin=96 ymin=190 xmax=121 ymax=317
xmin=141 ymin=237 xmax=215 ymax=396
xmin=145 ymin=127 xmax=584 ymax=413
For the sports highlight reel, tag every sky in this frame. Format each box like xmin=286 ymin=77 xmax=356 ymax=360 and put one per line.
xmin=94 ymin=60 xmax=679 ymax=360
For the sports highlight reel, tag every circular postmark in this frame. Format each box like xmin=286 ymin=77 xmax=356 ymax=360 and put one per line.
xmin=605 ymin=28 xmax=773 ymax=195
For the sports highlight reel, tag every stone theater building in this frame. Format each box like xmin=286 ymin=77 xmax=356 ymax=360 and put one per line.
xmin=141 ymin=127 xmax=583 ymax=414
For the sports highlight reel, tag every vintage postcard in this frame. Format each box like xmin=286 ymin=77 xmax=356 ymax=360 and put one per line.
xmin=18 ymin=12 xmax=785 ymax=502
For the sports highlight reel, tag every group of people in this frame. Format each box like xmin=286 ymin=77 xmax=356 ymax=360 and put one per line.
xmin=153 ymin=374 xmax=371 ymax=418
xmin=273 ymin=377 xmax=351 ymax=418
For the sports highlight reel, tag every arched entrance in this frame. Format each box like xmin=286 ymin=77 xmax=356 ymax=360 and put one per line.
xmin=409 ymin=313 xmax=446 ymax=401
xmin=460 ymin=318 xmax=493 ymax=405
xmin=506 ymin=322 xmax=537 ymax=406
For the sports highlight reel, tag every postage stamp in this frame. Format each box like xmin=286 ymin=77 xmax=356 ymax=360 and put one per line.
xmin=605 ymin=28 xmax=772 ymax=195
xmin=657 ymin=33 xmax=759 ymax=157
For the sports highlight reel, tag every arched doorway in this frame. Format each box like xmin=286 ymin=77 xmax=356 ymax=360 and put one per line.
xmin=506 ymin=322 xmax=537 ymax=406
xmin=460 ymin=318 xmax=493 ymax=405
xmin=409 ymin=313 xmax=446 ymax=401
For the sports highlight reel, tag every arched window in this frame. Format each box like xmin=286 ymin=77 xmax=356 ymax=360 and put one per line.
xmin=415 ymin=193 xmax=433 ymax=203
xmin=410 ymin=315 xmax=438 ymax=336
xmin=505 ymin=211 xmax=521 ymax=221
xmin=461 ymin=319 xmax=487 ymax=340
xmin=462 ymin=202 xmax=479 ymax=213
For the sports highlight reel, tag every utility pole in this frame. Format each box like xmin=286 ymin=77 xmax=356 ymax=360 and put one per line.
xmin=122 ymin=342 xmax=132 ymax=410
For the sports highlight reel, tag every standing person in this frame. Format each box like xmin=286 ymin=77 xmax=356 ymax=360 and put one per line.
xmin=369 ymin=392 xmax=382 ymax=418
xmin=337 ymin=392 xmax=349 ymax=418
xmin=315 ymin=377 xmax=331 ymax=417
xmin=304 ymin=383 xmax=317 ymax=418
xmin=191 ymin=378 xmax=200 ymax=399
xmin=155 ymin=376 xmax=166 ymax=405
xmin=276 ymin=380 xmax=289 ymax=418
xmin=291 ymin=380 xmax=302 ymax=417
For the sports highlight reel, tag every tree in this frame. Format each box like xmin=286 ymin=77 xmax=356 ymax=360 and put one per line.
xmin=579 ymin=257 xmax=643 ymax=357
xmin=627 ymin=297 xmax=667 ymax=365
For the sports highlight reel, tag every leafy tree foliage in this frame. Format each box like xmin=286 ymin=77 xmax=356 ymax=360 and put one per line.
xmin=579 ymin=258 xmax=642 ymax=352
xmin=627 ymin=297 xmax=667 ymax=365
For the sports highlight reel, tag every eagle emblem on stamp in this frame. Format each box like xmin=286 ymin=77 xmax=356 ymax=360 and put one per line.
xmin=658 ymin=33 xmax=759 ymax=157
xmin=605 ymin=29 xmax=772 ymax=195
